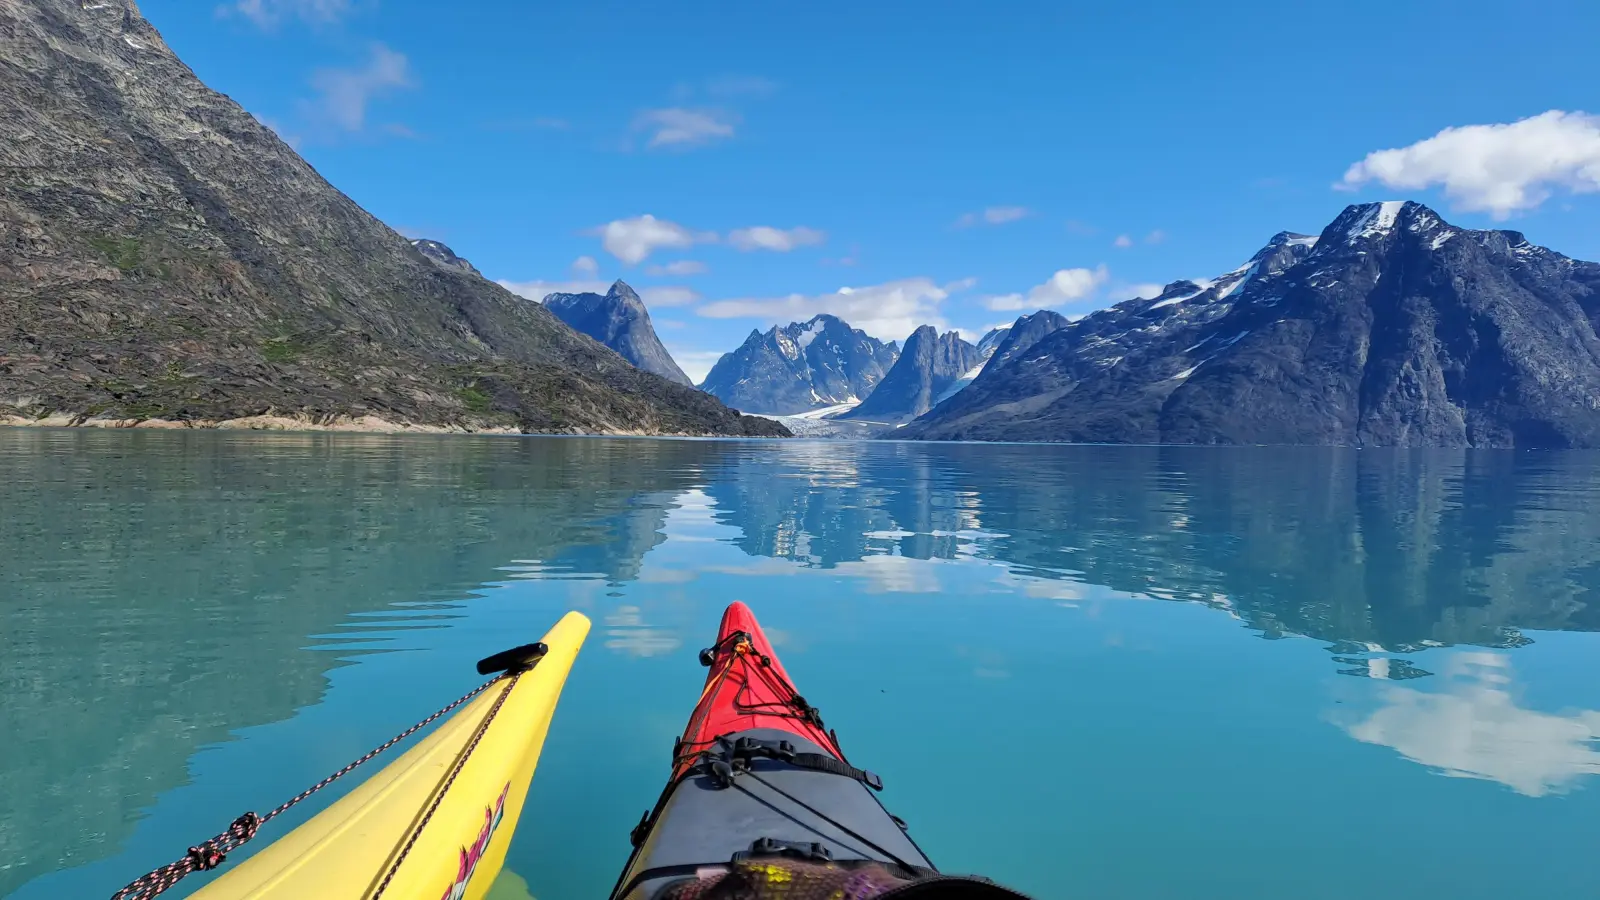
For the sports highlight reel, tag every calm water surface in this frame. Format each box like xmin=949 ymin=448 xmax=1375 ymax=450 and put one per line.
xmin=3 ymin=430 xmax=1599 ymax=899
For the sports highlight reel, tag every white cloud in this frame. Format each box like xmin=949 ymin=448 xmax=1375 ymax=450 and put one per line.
xmin=646 ymin=260 xmax=708 ymax=276
xmin=497 ymin=278 xmax=607 ymax=302
xmin=834 ymin=554 xmax=942 ymax=594
xmin=639 ymin=286 xmax=701 ymax=307
xmin=1145 ymin=229 xmax=1167 ymax=245
xmin=590 ymin=215 xmax=710 ymax=265
xmin=697 ymin=277 xmax=952 ymax=342
xmin=1106 ymin=282 xmax=1165 ymax=303
xmin=668 ymin=349 xmax=727 ymax=384
xmin=225 ymin=0 xmax=353 ymax=28
xmin=634 ymin=107 xmax=737 ymax=149
xmin=602 ymin=605 xmax=682 ymax=658
xmin=570 ymin=255 xmax=599 ymax=276
xmin=301 ymin=43 xmax=413 ymax=133
xmin=955 ymin=206 xmax=1031 ymax=228
xmin=983 ymin=265 xmax=1110 ymax=312
xmin=727 ymin=226 xmax=826 ymax=253
xmin=1113 ymin=234 xmax=1134 ymax=249
xmin=1339 ymin=110 xmax=1600 ymax=219
xmin=1342 ymin=652 xmax=1600 ymax=797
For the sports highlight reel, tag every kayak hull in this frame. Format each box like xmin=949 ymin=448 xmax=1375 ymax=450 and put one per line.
xmin=612 ymin=603 xmax=932 ymax=900
xmin=188 ymin=610 xmax=591 ymax=900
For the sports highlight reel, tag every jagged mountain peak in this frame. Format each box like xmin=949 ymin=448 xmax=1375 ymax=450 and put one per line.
xmin=838 ymin=326 xmax=977 ymax=424
xmin=1315 ymin=200 xmax=1447 ymax=251
xmin=542 ymin=281 xmax=691 ymax=385
xmin=700 ymin=314 xmax=900 ymax=414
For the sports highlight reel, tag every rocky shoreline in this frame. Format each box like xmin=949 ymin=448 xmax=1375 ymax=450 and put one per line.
xmin=0 ymin=411 xmax=783 ymax=438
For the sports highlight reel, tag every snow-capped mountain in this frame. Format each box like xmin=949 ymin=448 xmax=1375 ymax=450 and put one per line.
xmin=905 ymin=201 xmax=1600 ymax=448
xmin=700 ymin=315 xmax=900 ymax=414
xmin=976 ymin=325 xmax=1012 ymax=360
xmin=837 ymin=326 xmax=979 ymax=424
xmin=543 ymin=280 xmax=693 ymax=386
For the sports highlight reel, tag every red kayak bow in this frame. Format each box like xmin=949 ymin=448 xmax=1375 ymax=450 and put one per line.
xmin=671 ymin=601 xmax=844 ymax=776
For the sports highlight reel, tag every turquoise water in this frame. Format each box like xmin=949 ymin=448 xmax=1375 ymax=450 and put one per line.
xmin=3 ymin=430 xmax=1599 ymax=900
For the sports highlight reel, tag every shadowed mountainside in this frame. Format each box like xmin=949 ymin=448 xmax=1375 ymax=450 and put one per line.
xmin=0 ymin=0 xmax=781 ymax=437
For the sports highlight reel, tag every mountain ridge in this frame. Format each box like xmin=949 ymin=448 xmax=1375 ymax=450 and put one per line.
xmin=0 ymin=0 xmax=783 ymax=437
xmin=904 ymin=201 xmax=1600 ymax=448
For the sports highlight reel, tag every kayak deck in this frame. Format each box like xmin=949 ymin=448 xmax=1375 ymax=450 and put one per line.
xmin=180 ymin=611 xmax=590 ymax=900
xmin=611 ymin=603 xmax=933 ymax=900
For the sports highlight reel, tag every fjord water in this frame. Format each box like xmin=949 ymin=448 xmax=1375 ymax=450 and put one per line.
xmin=3 ymin=432 xmax=1599 ymax=900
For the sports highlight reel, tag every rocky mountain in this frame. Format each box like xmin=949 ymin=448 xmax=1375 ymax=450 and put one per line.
xmin=924 ymin=311 xmax=1072 ymax=411
xmin=983 ymin=309 xmax=1071 ymax=372
xmin=975 ymin=325 xmax=1011 ymax=360
xmin=905 ymin=202 xmax=1600 ymax=448
xmin=542 ymin=280 xmax=692 ymax=386
xmin=700 ymin=315 xmax=900 ymax=414
xmin=410 ymin=238 xmax=480 ymax=276
xmin=927 ymin=325 xmax=1017 ymax=407
xmin=838 ymin=326 xmax=978 ymax=424
xmin=0 ymin=0 xmax=782 ymax=437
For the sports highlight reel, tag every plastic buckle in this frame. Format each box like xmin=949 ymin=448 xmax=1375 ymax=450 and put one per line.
xmin=706 ymin=757 xmax=737 ymax=789
xmin=730 ymin=736 xmax=795 ymax=764
xmin=734 ymin=837 xmax=834 ymax=864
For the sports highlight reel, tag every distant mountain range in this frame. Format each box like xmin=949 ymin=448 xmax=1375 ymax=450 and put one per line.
xmin=905 ymin=202 xmax=1600 ymax=448
xmin=0 ymin=0 xmax=782 ymax=437
xmin=836 ymin=326 xmax=978 ymax=424
xmin=542 ymin=281 xmax=693 ymax=386
xmin=700 ymin=315 xmax=900 ymax=415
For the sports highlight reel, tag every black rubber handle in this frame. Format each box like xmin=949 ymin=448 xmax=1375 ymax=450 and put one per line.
xmin=476 ymin=642 xmax=548 ymax=675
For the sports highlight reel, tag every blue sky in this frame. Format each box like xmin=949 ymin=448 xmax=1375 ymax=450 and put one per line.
xmin=150 ymin=0 xmax=1600 ymax=381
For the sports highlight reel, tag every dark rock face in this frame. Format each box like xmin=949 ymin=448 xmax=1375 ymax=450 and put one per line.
xmin=839 ymin=326 xmax=978 ymax=424
xmin=410 ymin=239 xmax=480 ymax=276
xmin=0 ymin=0 xmax=783 ymax=437
xmin=543 ymin=281 xmax=693 ymax=386
xmin=700 ymin=315 xmax=900 ymax=414
xmin=905 ymin=202 xmax=1600 ymax=448
xmin=981 ymin=310 xmax=1071 ymax=373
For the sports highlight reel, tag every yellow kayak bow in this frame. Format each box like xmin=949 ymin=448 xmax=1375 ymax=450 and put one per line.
xmin=128 ymin=610 xmax=590 ymax=900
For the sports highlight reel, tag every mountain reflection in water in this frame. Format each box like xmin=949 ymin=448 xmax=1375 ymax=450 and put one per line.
xmin=3 ymin=431 xmax=1598 ymax=899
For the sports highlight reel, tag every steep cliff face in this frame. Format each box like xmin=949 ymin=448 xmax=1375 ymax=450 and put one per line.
xmin=906 ymin=203 xmax=1600 ymax=448
xmin=838 ymin=326 xmax=978 ymax=424
xmin=543 ymin=281 xmax=693 ymax=386
xmin=0 ymin=0 xmax=783 ymax=436
xmin=700 ymin=315 xmax=900 ymax=414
